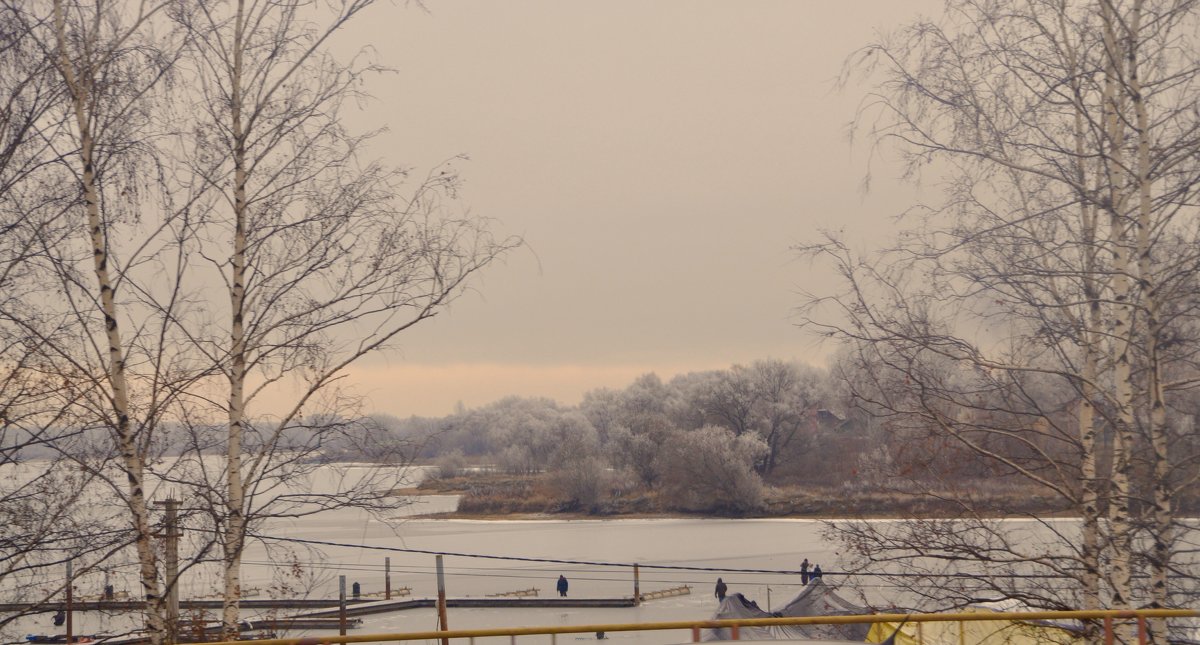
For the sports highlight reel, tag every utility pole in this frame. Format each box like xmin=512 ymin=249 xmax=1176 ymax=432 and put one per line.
xmin=385 ymin=557 xmax=391 ymax=600
xmin=155 ymin=499 xmax=181 ymax=644
xmin=436 ymin=555 xmax=449 ymax=645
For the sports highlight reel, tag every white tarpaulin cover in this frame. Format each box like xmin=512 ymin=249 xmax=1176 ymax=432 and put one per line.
xmin=703 ymin=579 xmax=872 ymax=642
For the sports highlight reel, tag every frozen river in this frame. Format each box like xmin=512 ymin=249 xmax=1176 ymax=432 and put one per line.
xmin=262 ymin=512 xmax=838 ymax=645
xmin=13 ymin=461 xmax=1197 ymax=644
xmin=5 ymin=460 xmax=845 ymax=645
xmin=14 ymin=511 xmax=839 ymax=645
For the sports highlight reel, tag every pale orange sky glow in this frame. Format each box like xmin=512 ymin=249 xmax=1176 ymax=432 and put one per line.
xmin=342 ymin=361 xmax=753 ymax=417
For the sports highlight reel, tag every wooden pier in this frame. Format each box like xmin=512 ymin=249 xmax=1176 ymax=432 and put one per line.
xmin=0 ymin=595 xmax=636 ymax=615
xmin=17 ymin=595 xmax=645 ymax=645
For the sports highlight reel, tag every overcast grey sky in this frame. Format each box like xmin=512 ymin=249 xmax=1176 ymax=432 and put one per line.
xmin=327 ymin=1 xmax=941 ymax=417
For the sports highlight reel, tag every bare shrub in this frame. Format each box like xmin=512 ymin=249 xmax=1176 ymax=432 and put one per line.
xmin=548 ymin=456 xmax=610 ymax=510
xmin=433 ymin=450 xmax=468 ymax=479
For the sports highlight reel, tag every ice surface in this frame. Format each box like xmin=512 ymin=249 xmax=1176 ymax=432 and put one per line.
xmin=4 ymin=463 xmax=837 ymax=645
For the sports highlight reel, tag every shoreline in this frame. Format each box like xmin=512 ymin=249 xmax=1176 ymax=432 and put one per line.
xmin=411 ymin=510 xmax=1093 ymax=521
xmin=401 ymin=473 xmax=1200 ymax=522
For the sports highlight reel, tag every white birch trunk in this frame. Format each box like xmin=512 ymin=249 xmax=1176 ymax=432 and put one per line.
xmin=1063 ymin=13 xmax=1104 ymax=623
xmin=1100 ymin=0 xmax=1136 ymax=622
xmin=51 ymin=2 xmax=166 ymax=643
xmin=1128 ymin=2 xmax=1171 ymax=639
xmin=1079 ymin=299 xmax=1104 ymax=636
xmin=221 ymin=0 xmax=249 ymax=638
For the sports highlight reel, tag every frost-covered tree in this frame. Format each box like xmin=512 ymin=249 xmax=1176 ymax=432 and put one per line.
xmin=657 ymin=425 xmax=768 ymax=514
xmin=749 ymin=359 xmax=822 ymax=474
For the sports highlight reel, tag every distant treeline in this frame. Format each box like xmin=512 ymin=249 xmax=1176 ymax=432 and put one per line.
xmin=360 ymin=358 xmax=1020 ymax=514
xmin=364 ymin=351 xmax=1200 ymax=517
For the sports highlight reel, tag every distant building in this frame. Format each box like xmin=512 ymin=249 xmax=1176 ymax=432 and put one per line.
xmin=813 ymin=408 xmax=865 ymax=434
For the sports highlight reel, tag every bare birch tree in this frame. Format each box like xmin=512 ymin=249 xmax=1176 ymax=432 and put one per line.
xmin=803 ymin=1 xmax=1200 ymax=641
xmin=0 ymin=1 xmax=207 ymax=643
xmin=169 ymin=0 xmax=518 ymax=636
xmin=0 ymin=0 xmax=513 ymax=642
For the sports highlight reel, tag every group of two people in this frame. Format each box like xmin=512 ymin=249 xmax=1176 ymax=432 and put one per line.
xmin=799 ymin=558 xmax=823 ymax=585
xmin=713 ymin=558 xmax=824 ymax=601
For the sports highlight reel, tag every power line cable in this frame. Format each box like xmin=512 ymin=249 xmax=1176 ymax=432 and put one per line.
xmin=251 ymin=533 xmax=1082 ymax=580
xmin=254 ymin=534 xmax=805 ymax=574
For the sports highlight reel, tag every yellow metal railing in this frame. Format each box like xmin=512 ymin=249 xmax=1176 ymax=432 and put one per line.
xmin=190 ymin=609 xmax=1199 ymax=645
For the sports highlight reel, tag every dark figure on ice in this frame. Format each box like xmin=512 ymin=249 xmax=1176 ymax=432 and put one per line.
xmin=812 ymin=564 xmax=823 ymax=580
xmin=800 ymin=558 xmax=810 ymax=584
xmin=352 ymin=581 xmax=361 ymax=599
xmin=557 ymin=574 xmax=569 ymax=597
xmin=714 ymin=578 xmax=727 ymax=601
xmin=52 ymin=610 xmax=65 ymax=627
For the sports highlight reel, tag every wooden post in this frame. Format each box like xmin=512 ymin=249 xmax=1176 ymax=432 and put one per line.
xmin=436 ymin=555 xmax=449 ymax=645
xmin=385 ymin=557 xmax=392 ymax=600
xmin=157 ymin=498 xmax=181 ymax=644
xmin=339 ymin=575 xmax=347 ymax=636
xmin=65 ymin=561 xmax=73 ymax=645
xmin=633 ymin=563 xmax=640 ymax=606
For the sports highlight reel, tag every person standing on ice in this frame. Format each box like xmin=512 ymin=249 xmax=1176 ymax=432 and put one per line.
xmin=800 ymin=558 xmax=810 ymax=584
xmin=557 ymin=574 xmax=569 ymax=597
xmin=714 ymin=578 xmax=727 ymax=601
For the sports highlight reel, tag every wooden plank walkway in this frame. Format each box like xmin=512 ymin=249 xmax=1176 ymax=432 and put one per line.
xmin=638 ymin=585 xmax=691 ymax=601
xmin=485 ymin=588 xmax=538 ymax=598
xmin=355 ymin=587 xmax=411 ymax=599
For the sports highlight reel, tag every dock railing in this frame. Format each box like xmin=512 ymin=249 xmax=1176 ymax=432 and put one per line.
xmin=189 ymin=608 xmax=1198 ymax=645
